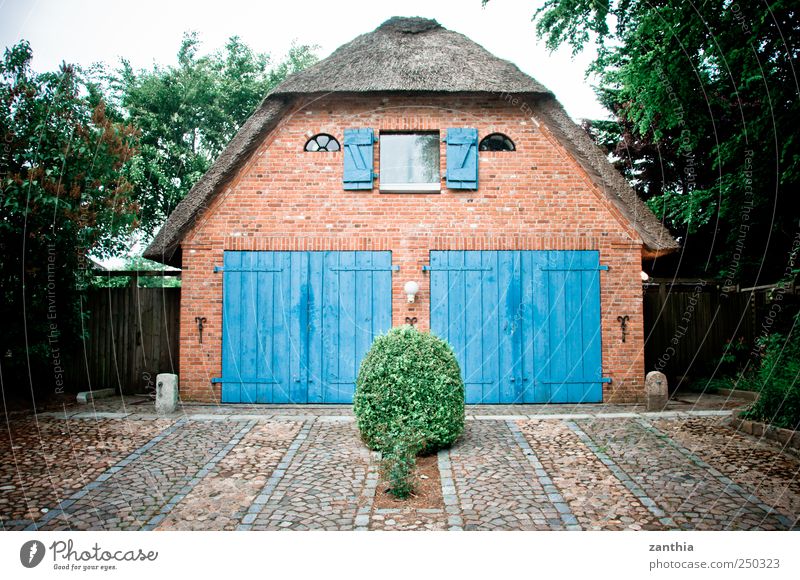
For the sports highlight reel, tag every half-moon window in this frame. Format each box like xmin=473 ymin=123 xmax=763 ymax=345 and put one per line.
xmin=304 ymin=133 xmax=340 ymax=152
xmin=479 ymin=133 xmax=515 ymax=152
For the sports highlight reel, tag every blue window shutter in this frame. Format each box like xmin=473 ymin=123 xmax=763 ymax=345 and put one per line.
xmin=343 ymin=128 xmax=374 ymax=190
xmin=446 ymin=128 xmax=479 ymax=189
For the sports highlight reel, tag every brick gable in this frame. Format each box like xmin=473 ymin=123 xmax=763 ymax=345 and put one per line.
xmin=176 ymin=94 xmax=646 ymax=403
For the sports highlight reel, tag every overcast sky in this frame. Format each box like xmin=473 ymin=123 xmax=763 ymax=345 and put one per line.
xmin=0 ymin=0 xmax=610 ymax=121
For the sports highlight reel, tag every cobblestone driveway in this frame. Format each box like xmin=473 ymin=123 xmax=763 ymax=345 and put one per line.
xmin=1 ymin=398 xmax=798 ymax=531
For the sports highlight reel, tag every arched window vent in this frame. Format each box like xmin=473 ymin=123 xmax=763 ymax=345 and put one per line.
xmin=304 ymin=133 xmax=340 ymax=152
xmin=478 ymin=133 xmax=515 ymax=152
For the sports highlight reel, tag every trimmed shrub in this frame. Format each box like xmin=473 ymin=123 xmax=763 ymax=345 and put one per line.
xmin=354 ymin=325 xmax=465 ymax=455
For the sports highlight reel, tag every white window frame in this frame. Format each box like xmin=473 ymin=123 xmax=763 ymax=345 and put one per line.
xmin=379 ymin=182 xmax=441 ymax=193
xmin=379 ymin=132 xmax=441 ymax=194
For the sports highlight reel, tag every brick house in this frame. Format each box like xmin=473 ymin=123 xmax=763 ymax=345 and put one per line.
xmin=144 ymin=17 xmax=678 ymax=404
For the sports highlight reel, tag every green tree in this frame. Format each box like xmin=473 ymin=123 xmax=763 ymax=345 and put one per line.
xmin=505 ymin=0 xmax=799 ymax=283
xmin=113 ymin=34 xmax=317 ymax=234
xmin=0 ymin=41 xmax=139 ymax=397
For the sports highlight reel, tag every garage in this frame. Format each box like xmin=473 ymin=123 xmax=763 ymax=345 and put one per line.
xmin=215 ymin=251 xmax=393 ymax=403
xmin=429 ymin=250 xmax=607 ymax=404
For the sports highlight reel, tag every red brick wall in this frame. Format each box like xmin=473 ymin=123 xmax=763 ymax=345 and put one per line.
xmin=177 ymin=94 xmax=646 ymax=403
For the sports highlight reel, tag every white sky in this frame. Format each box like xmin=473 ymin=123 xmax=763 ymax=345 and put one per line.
xmin=0 ymin=0 xmax=610 ymax=121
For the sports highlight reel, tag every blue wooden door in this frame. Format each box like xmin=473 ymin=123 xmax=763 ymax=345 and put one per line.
xmin=216 ymin=251 xmax=392 ymax=403
xmin=430 ymin=250 xmax=605 ymax=404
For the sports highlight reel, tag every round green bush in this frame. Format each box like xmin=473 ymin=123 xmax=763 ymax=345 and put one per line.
xmin=354 ymin=325 xmax=465 ymax=454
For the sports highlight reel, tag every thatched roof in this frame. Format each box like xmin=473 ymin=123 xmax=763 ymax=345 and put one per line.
xmin=535 ymin=99 xmax=679 ymax=255
xmin=144 ymin=16 xmax=678 ymax=265
xmin=274 ymin=17 xmax=550 ymax=95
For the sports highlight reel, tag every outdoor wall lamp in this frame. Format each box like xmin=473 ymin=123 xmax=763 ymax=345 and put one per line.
xmin=404 ymin=280 xmax=420 ymax=303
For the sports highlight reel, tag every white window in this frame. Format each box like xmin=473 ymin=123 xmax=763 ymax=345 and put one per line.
xmin=379 ymin=132 xmax=440 ymax=193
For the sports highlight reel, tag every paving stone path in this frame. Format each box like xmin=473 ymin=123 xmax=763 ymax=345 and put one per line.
xmin=652 ymin=417 xmax=800 ymax=527
xmin=32 ymin=419 xmax=244 ymax=530
xmin=1 ymin=404 xmax=798 ymax=531
xmin=446 ymin=420 xmax=570 ymax=530
xmin=242 ymin=418 xmax=375 ymax=530
xmin=157 ymin=420 xmax=303 ymax=530
xmin=0 ymin=416 xmax=172 ymax=529
xmin=369 ymin=506 xmax=449 ymax=531
xmin=578 ymin=418 xmax=793 ymax=530
xmin=519 ymin=420 xmax=663 ymax=530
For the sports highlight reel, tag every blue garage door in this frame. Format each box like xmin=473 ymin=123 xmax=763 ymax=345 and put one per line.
xmin=216 ymin=251 xmax=393 ymax=403
xmin=430 ymin=250 xmax=606 ymax=404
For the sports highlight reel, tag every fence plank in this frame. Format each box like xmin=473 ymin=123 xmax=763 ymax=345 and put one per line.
xmin=65 ymin=287 xmax=180 ymax=395
xmin=643 ymin=283 xmax=755 ymax=381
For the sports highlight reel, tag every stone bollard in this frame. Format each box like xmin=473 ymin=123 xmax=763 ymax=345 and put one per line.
xmin=645 ymin=371 xmax=669 ymax=411
xmin=155 ymin=373 xmax=179 ymax=414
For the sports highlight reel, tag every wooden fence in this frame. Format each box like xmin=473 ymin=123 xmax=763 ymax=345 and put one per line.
xmin=66 ymin=286 xmax=180 ymax=395
xmin=643 ymin=279 xmax=796 ymax=382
